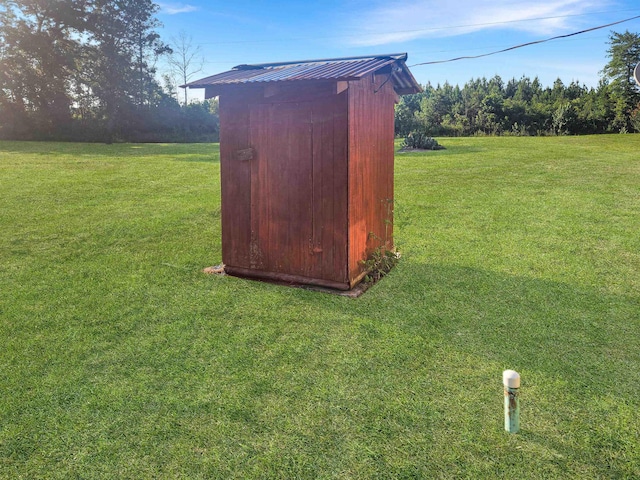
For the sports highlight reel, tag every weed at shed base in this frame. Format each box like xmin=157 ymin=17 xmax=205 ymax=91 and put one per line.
xmin=360 ymin=247 xmax=401 ymax=285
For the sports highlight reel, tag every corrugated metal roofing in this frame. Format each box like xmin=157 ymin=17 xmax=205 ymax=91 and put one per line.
xmin=183 ymin=53 xmax=421 ymax=95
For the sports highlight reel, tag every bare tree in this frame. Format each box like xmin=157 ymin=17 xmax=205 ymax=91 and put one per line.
xmin=166 ymin=31 xmax=204 ymax=104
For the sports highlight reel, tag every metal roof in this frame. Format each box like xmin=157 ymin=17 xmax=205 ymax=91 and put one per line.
xmin=183 ymin=53 xmax=422 ymax=95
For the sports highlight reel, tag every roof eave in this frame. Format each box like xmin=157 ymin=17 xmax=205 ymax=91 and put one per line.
xmin=233 ymin=53 xmax=408 ymax=70
xmin=181 ymin=53 xmax=422 ymax=94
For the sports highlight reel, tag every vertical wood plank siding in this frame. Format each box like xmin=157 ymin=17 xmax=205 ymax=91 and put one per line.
xmin=311 ymin=94 xmax=349 ymax=283
xmin=250 ymin=101 xmax=314 ymax=276
xmin=219 ymin=89 xmax=256 ymax=269
xmin=347 ymin=73 xmax=396 ymax=287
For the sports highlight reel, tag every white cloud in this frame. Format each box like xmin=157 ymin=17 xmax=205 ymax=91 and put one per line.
xmin=158 ymin=2 xmax=199 ymax=15
xmin=345 ymin=0 xmax=609 ymax=46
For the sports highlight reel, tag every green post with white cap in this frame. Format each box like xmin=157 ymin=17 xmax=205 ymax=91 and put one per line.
xmin=503 ymin=370 xmax=520 ymax=433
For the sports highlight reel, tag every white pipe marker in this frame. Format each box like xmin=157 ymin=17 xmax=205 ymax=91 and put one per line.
xmin=503 ymin=370 xmax=520 ymax=433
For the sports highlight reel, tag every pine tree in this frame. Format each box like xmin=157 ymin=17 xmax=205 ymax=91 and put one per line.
xmin=601 ymin=30 xmax=640 ymax=132
xmin=85 ymin=0 xmax=170 ymax=141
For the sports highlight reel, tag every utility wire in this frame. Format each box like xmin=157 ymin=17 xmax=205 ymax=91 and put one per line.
xmin=409 ymin=14 xmax=640 ymax=67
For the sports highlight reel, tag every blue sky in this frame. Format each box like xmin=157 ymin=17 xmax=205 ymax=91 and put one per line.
xmin=156 ymin=0 xmax=640 ymax=97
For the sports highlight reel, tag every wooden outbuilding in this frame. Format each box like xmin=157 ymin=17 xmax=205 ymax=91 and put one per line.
xmin=185 ymin=53 xmax=421 ymax=290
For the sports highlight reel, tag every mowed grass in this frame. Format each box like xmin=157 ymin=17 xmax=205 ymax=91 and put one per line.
xmin=0 ymin=136 xmax=638 ymax=479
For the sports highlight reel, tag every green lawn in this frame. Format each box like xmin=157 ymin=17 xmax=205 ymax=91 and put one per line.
xmin=1 ymin=136 xmax=639 ymax=479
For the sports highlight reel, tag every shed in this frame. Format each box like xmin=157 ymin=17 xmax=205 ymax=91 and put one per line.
xmin=184 ymin=53 xmax=422 ymax=290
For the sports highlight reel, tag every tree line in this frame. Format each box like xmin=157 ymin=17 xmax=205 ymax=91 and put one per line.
xmin=396 ymin=31 xmax=640 ymax=137
xmin=0 ymin=0 xmax=218 ymax=142
xmin=1 ymin=1 xmax=639 ymax=142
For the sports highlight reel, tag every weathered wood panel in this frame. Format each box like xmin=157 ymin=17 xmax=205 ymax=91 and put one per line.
xmin=219 ymin=88 xmax=261 ymax=269
xmin=311 ymin=92 xmax=349 ymax=284
xmin=243 ymin=93 xmax=349 ymax=286
xmin=347 ymin=73 xmax=396 ymax=287
xmin=250 ymin=101 xmax=314 ymax=276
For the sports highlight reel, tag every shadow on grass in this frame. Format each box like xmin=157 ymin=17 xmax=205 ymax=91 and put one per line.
xmin=208 ymin=261 xmax=638 ymax=477
xmin=286 ymin=260 xmax=640 ymax=400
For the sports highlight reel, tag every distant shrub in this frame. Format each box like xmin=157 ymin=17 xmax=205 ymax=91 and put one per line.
xmin=401 ymin=131 xmax=444 ymax=150
xmin=630 ymin=106 xmax=640 ymax=133
xmin=0 ymin=98 xmax=219 ymax=143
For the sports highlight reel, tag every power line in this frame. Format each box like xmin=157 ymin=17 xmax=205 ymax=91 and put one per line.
xmin=409 ymin=14 xmax=640 ymax=67
xmin=410 ymin=31 xmax=611 ymax=58
xmin=361 ymin=9 xmax=640 ymax=37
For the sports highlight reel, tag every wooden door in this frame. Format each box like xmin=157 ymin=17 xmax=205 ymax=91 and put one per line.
xmin=249 ymin=102 xmax=314 ymax=277
xmin=246 ymin=98 xmax=348 ymax=285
